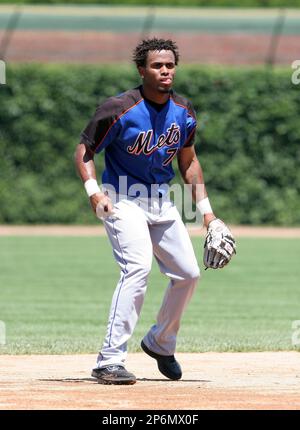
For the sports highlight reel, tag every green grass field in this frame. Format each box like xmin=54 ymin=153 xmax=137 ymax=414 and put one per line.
xmin=0 ymin=235 xmax=299 ymax=354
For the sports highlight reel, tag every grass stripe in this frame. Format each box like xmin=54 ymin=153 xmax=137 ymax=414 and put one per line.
xmin=0 ymin=236 xmax=299 ymax=354
xmin=0 ymin=7 xmax=300 ymax=34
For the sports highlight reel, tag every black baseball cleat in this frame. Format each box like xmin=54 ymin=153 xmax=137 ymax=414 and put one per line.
xmin=91 ymin=365 xmax=136 ymax=385
xmin=141 ymin=340 xmax=182 ymax=380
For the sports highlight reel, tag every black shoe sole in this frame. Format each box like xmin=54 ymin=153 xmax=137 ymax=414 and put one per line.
xmin=141 ymin=340 xmax=182 ymax=380
xmin=91 ymin=370 xmax=136 ymax=385
xmin=95 ymin=378 xmax=136 ymax=385
xmin=141 ymin=340 xmax=165 ymax=360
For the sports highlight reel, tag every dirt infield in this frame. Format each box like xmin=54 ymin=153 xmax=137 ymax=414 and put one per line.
xmin=0 ymin=352 xmax=299 ymax=410
xmin=1 ymin=227 xmax=299 ymax=409
xmin=1 ymin=225 xmax=300 ymax=237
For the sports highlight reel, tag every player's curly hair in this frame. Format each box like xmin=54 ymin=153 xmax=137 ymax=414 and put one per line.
xmin=133 ymin=38 xmax=179 ymax=67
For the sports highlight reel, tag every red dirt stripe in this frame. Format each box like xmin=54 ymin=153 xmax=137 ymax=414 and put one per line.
xmin=1 ymin=31 xmax=299 ymax=64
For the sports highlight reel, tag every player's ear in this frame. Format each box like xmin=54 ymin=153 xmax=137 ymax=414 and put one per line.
xmin=138 ymin=66 xmax=145 ymax=79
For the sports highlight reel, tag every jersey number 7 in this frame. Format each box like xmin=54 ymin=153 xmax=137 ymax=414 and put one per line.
xmin=163 ymin=148 xmax=178 ymax=166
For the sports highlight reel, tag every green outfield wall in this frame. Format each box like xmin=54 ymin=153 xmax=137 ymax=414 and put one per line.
xmin=0 ymin=64 xmax=299 ymax=225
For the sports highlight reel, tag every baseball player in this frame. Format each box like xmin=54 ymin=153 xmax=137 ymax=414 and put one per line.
xmin=75 ymin=38 xmax=235 ymax=385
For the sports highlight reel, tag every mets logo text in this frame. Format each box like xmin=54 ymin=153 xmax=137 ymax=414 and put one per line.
xmin=127 ymin=123 xmax=180 ymax=157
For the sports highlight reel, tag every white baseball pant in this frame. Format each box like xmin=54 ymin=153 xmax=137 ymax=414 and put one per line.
xmin=95 ymin=195 xmax=200 ymax=368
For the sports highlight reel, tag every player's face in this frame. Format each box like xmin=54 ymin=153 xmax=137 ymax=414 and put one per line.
xmin=139 ymin=50 xmax=176 ymax=95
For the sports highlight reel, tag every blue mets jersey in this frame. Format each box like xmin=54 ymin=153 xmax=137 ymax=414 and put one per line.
xmin=81 ymin=86 xmax=197 ymax=195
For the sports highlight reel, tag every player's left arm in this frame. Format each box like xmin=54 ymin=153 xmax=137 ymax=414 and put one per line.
xmin=177 ymin=145 xmax=216 ymax=228
xmin=177 ymin=145 xmax=236 ymax=269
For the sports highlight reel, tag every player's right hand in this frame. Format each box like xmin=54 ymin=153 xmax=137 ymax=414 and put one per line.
xmin=90 ymin=192 xmax=117 ymax=220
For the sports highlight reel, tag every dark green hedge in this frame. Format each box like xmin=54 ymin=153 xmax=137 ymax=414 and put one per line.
xmin=0 ymin=64 xmax=299 ymax=225
xmin=1 ymin=1 xmax=300 ymax=6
